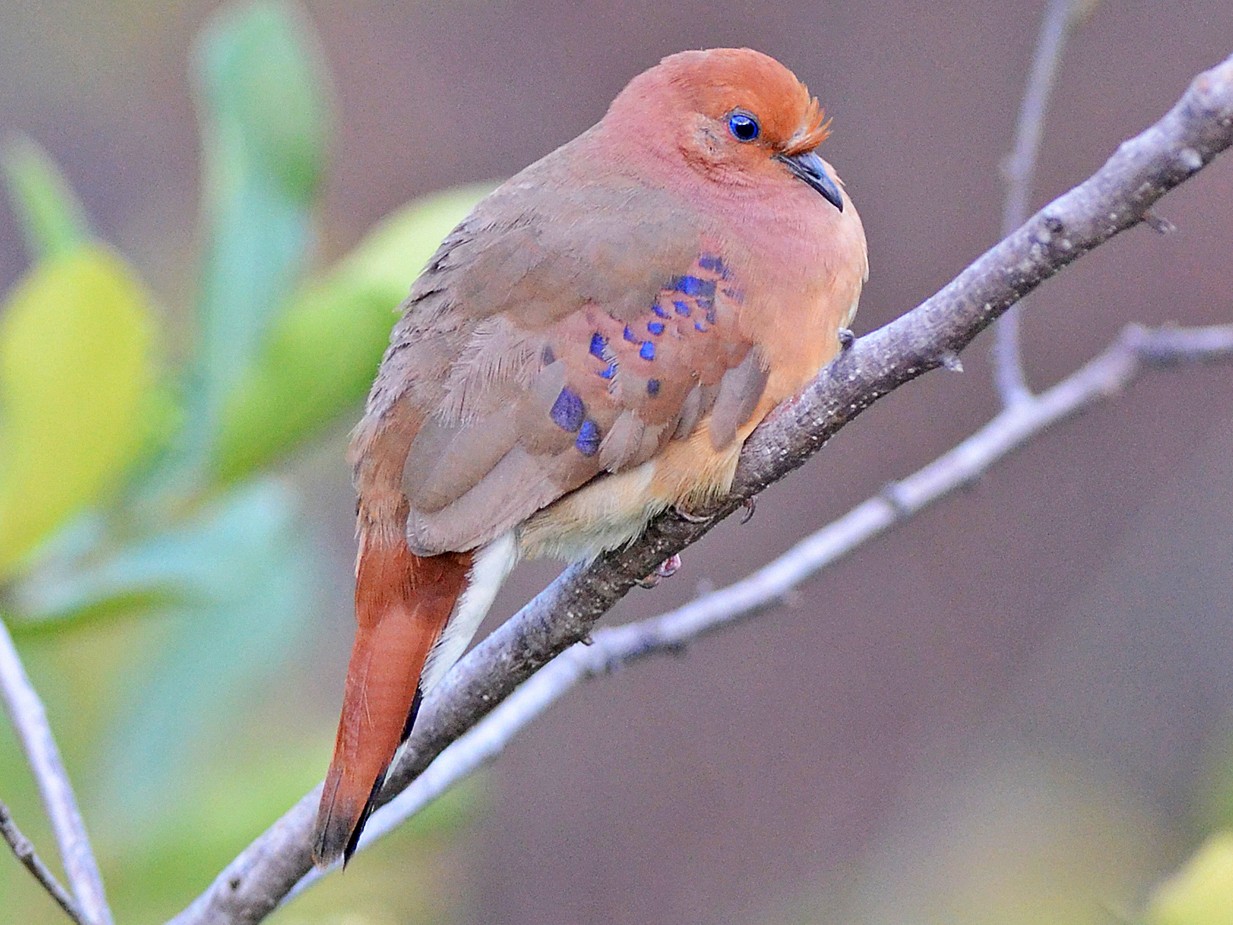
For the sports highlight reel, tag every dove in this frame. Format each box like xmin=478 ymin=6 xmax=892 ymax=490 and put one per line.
xmin=313 ymin=47 xmax=868 ymax=867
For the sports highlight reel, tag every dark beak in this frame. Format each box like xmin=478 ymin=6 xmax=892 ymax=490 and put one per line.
xmin=775 ymin=151 xmax=844 ymax=211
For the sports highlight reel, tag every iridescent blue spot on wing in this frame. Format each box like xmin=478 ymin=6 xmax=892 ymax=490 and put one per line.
xmin=576 ymin=420 xmax=601 ymax=456
xmin=589 ymin=332 xmax=607 ymax=359
xmin=652 ymin=303 xmax=671 ymax=319
xmin=695 ymin=320 xmax=708 ymax=333
xmin=647 ymin=321 xmax=665 ymax=335
xmin=672 ymin=275 xmax=717 ymax=299
xmin=549 ymin=388 xmax=585 ymax=432
xmin=673 ymin=299 xmax=691 ymax=316
xmin=623 ymin=325 xmax=637 ymax=342
xmin=598 ymin=361 xmax=616 ymax=380
xmin=698 ymin=254 xmax=728 ymax=276
xmin=647 ymin=379 xmax=661 ymax=397
xmin=639 ymin=341 xmax=656 ymax=361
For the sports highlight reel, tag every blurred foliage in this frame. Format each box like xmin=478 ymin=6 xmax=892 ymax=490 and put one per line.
xmin=1146 ymin=832 xmax=1233 ymax=925
xmin=1 ymin=136 xmax=91 ymax=260
xmin=766 ymin=742 xmax=1233 ymax=925
xmin=213 ymin=184 xmax=492 ymax=481
xmin=184 ymin=0 xmax=330 ymax=467
xmin=0 ymin=249 xmax=157 ymax=578
xmin=0 ymin=1 xmax=486 ymax=922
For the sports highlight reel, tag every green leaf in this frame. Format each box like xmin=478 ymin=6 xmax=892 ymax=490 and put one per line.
xmin=0 ymin=248 xmax=158 ymax=578
xmin=1147 ymin=832 xmax=1233 ymax=925
xmin=182 ymin=0 xmax=331 ymax=466
xmin=1 ymin=136 xmax=92 ymax=262
xmin=212 ymin=183 xmax=491 ymax=481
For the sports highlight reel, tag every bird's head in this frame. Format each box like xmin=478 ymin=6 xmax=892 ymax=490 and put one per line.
xmin=603 ymin=48 xmax=845 ymax=211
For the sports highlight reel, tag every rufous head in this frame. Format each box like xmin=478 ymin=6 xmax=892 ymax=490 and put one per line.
xmin=602 ymin=48 xmax=845 ymax=210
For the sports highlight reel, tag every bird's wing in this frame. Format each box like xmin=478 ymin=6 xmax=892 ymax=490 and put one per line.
xmin=352 ymin=177 xmax=768 ymax=554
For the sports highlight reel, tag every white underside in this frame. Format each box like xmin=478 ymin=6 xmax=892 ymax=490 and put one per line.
xmin=419 ymin=530 xmax=519 ymax=693
xmin=517 ymin=460 xmax=660 ymax=562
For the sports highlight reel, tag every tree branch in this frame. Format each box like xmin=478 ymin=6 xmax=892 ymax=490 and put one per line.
xmin=169 ymin=50 xmax=1233 ymax=925
xmin=279 ymin=321 xmax=1233 ymax=884
xmin=993 ymin=0 xmax=1094 ymax=405
xmin=0 ymin=618 xmax=112 ymax=925
xmin=0 ymin=798 xmax=89 ymax=925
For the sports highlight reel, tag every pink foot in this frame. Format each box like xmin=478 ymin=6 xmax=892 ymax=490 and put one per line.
xmin=637 ymin=553 xmax=682 ymax=588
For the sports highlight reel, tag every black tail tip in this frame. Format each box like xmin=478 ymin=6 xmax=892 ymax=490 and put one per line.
xmin=311 ymin=771 xmax=384 ymax=870
xmin=311 ymin=800 xmax=365 ymax=870
xmin=310 ymin=815 xmax=352 ymax=871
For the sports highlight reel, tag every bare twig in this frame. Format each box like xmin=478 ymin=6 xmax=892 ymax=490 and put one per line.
xmin=993 ymin=0 xmax=1094 ymax=405
xmin=169 ymin=51 xmax=1233 ymax=925
xmin=0 ymin=618 xmax=112 ymax=925
xmin=0 ymin=799 xmax=89 ymax=925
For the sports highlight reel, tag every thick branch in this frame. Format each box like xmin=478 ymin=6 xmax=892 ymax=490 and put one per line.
xmin=0 ymin=618 xmax=112 ymax=925
xmin=0 ymin=799 xmax=89 ymax=925
xmin=993 ymin=0 xmax=1093 ymax=404
xmin=170 ymin=51 xmax=1233 ymax=925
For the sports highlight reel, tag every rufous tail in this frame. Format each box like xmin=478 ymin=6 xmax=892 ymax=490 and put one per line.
xmin=311 ymin=523 xmax=471 ymax=868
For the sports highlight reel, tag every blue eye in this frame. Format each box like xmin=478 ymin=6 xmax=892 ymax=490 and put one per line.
xmin=727 ymin=111 xmax=760 ymax=143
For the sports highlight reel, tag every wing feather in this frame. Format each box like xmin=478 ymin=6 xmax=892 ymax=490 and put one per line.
xmin=354 ymin=171 xmax=771 ymax=554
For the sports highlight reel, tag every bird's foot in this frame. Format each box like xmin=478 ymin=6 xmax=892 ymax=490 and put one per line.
xmin=739 ymin=495 xmax=758 ymax=524
xmin=837 ymin=327 xmax=856 ymax=350
xmin=637 ymin=553 xmax=682 ymax=588
xmin=672 ymin=504 xmax=712 ymax=524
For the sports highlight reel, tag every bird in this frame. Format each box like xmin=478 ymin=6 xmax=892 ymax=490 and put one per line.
xmin=312 ymin=47 xmax=868 ymax=868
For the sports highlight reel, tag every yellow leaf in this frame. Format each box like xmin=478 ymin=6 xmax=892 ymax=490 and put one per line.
xmin=1147 ymin=832 xmax=1233 ymax=925
xmin=0 ymin=248 xmax=157 ymax=577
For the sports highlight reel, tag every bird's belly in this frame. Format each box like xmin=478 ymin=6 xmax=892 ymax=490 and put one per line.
xmin=516 ymin=460 xmax=663 ymax=561
xmin=516 ymin=425 xmax=744 ymax=562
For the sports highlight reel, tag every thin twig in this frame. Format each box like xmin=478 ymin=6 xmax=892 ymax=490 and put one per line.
xmin=0 ymin=618 xmax=112 ymax=925
xmin=0 ymin=798 xmax=89 ymax=925
xmin=993 ymin=0 xmax=1093 ymax=405
xmin=169 ymin=50 xmax=1233 ymax=925
xmin=284 ymin=320 xmax=1233 ymax=887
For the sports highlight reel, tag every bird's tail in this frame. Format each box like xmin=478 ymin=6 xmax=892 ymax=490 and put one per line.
xmin=311 ymin=524 xmax=472 ymax=869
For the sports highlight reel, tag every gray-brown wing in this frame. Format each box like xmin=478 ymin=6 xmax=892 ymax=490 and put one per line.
xmin=354 ymin=178 xmax=769 ymax=554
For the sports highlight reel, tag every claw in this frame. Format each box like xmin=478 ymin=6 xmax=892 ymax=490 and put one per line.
xmin=638 ymin=553 xmax=682 ymax=588
xmin=837 ymin=328 xmax=856 ymax=350
xmin=1142 ymin=210 xmax=1177 ymax=235
xmin=657 ymin=553 xmax=682 ymax=578
xmin=739 ymin=496 xmax=757 ymax=524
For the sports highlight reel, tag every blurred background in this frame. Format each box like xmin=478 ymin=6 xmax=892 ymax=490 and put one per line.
xmin=1 ymin=2 xmax=1232 ymax=923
